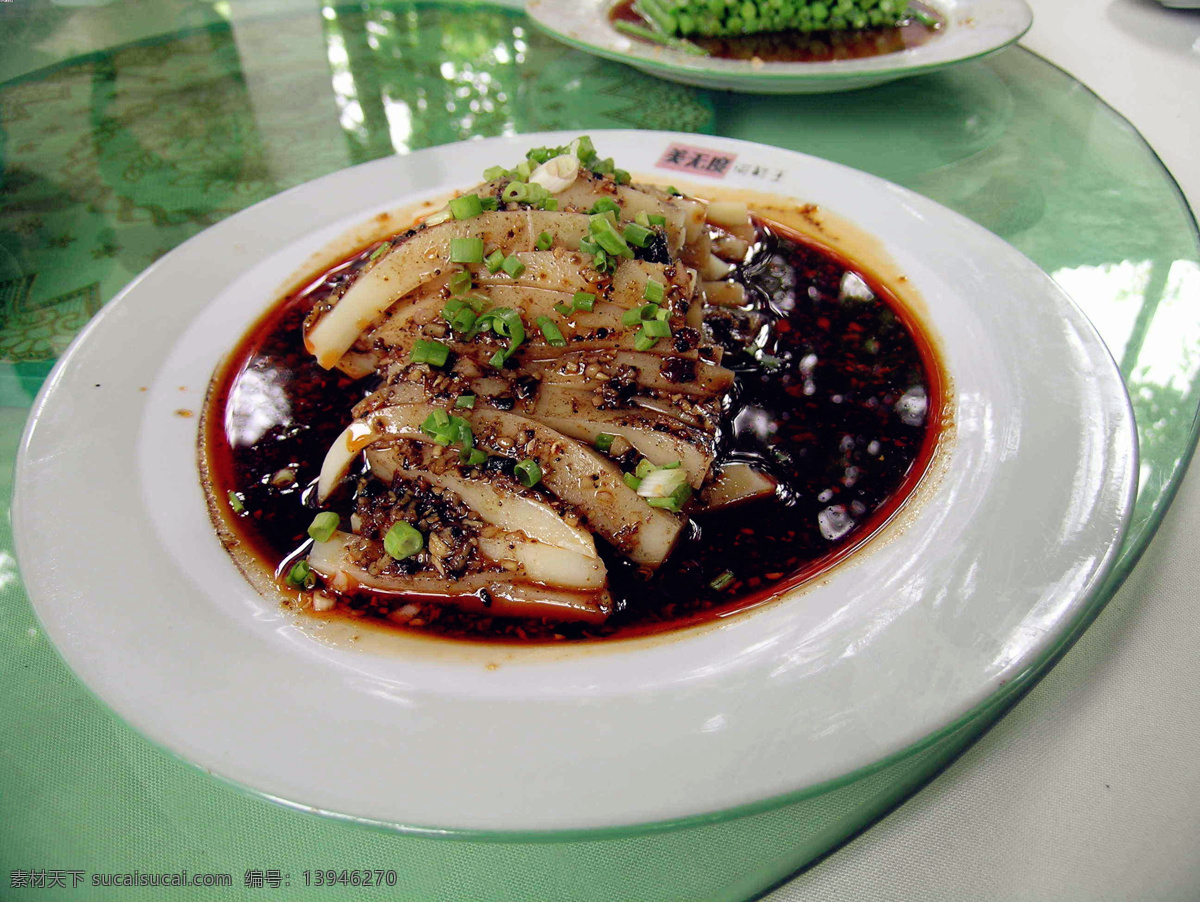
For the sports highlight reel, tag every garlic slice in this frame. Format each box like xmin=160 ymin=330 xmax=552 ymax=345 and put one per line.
xmin=528 ymin=153 xmax=580 ymax=193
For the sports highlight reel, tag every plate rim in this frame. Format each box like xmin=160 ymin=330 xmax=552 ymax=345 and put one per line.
xmin=12 ymin=129 xmax=1138 ymax=836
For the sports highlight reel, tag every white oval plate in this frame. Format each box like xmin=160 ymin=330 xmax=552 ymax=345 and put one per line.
xmin=13 ymin=131 xmax=1135 ymax=835
xmin=526 ymin=0 xmax=1032 ymax=94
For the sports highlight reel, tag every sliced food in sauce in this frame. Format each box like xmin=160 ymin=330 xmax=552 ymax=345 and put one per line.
xmin=203 ymin=137 xmax=942 ymax=643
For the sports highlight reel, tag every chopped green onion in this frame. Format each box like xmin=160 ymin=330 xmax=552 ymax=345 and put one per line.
xmin=419 ymin=410 xmax=475 ymax=450
xmin=411 ymin=339 xmax=450 ymax=367
xmin=455 ymin=394 xmax=476 ymax=409
xmin=554 ymin=302 xmax=574 ymax=316
xmin=535 ymin=231 xmax=554 ymax=251
xmin=450 ymin=237 xmax=484 ymax=263
xmin=502 ymin=181 xmax=529 ymax=203
xmin=643 ymin=319 xmax=671 ymax=339
xmin=623 ymin=473 xmax=642 ymax=491
xmin=590 ymin=197 xmax=621 ymax=216
xmin=643 ymin=279 xmax=666 ymax=303
xmin=227 ymin=491 xmax=244 ymax=514
xmin=449 ymin=194 xmax=484 ymax=220
xmin=709 ymin=570 xmax=736 ymax=591
xmin=537 ymin=316 xmax=567 ymax=347
xmin=591 ymin=156 xmax=615 ymax=176
xmin=634 ymin=329 xmax=658 ymax=351
xmin=448 ymin=269 xmax=472 ymax=295
xmin=647 ymin=483 xmax=692 ymax=512
xmin=368 ymin=240 xmax=392 ymax=261
xmin=634 ymin=211 xmax=651 ymax=228
xmin=423 ymin=409 xmax=450 ymax=432
xmin=589 ymin=214 xmax=634 ymax=258
xmin=635 ymin=459 xmax=656 ymax=479
xmin=573 ymin=291 xmax=596 ymax=311
xmin=623 ymin=223 xmax=654 ymax=248
xmin=484 ymin=248 xmax=506 ymax=273
xmin=480 ymin=196 xmax=499 ymax=212
xmin=595 ymin=433 xmax=615 ymax=453
xmin=515 ymin=459 xmax=542 ymax=488
xmin=308 ymin=512 xmax=340 ymax=543
xmin=541 ymin=197 xmax=559 ymax=212
xmin=614 ymin=169 xmax=631 ymax=185
xmin=475 ymin=306 xmax=525 ymax=366
xmin=286 ymin=560 xmax=315 ymax=589
xmin=648 ymin=213 xmax=667 ymax=227
xmin=666 ymin=186 xmax=680 ymax=196
xmin=501 ymin=255 xmax=526 ymax=278
xmin=461 ymin=448 xmax=487 ymax=466
xmin=483 ymin=165 xmax=509 ymax=180
xmin=515 ymin=159 xmax=533 ymax=180
xmin=384 ymin=521 xmax=423 ymax=561
xmin=622 ymin=304 xmax=655 ymax=327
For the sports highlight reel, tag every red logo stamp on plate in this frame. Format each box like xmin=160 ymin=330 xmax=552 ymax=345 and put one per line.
xmin=656 ymin=144 xmax=737 ymax=178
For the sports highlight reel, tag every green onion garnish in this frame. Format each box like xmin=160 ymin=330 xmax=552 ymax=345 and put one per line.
xmin=643 ymin=319 xmax=671 ymax=339
xmin=590 ymin=197 xmax=621 ymax=216
xmin=455 ymin=394 xmax=476 ymax=409
xmin=614 ymin=169 xmax=631 ymax=185
xmin=450 ymin=237 xmax=484 ymax=263
xmin=475 ymin=307 xmax=525 ymax=366
xmin=484 ymin=249 xmax=506 ymax=273
xmin=483 ymin=165 xmax=509 ymax=180
xmin=411 ymin=339 xmax=450 ymax=367
xmin=648 ymin=213 xmax=667 ymax=226
xmin=448 ymin=269 xmax=472 ymax=295
xmin=536 ymin=231 xmax=554 ymax=251
xmin=643 ymin=279 xmax=666 ymax=303
xmin=368 ymin=240 xmax=392 ymax=261
xmin=501 ymin=255 xmax=526 ymax=278
xmin=666 ymin=186 xmax=680 ymax=196
xmin=501 ymin=181 xmax=529 ymax=203
xmin=623 ymin=223 xmax=654 ymax=248
xmin=461 ymin=448 xmax=487 ymax=466
xmin=537 ymin=316 xmax=567 ymax=347
xmin=595 ymin=433 xmax=615 ymax=453
xmin=623 ymin=473 xmax=642 ymax=491
xmin=573 ymin=291 xmax=596 ymax=311
xmin=480 ymin=196 xmax=499 ymax=212
xmin=515 ymin=159 xmax=534 ymax=180
xmin=286 ymin=560 xmax=315 ymax=589
xmin=589 ymin=214 xmax=634 ymax=258
xmin=622 ymin=305 xmax=650 ymax=327
xmin=554 ymin=302 xmax=574 ymax=316
xmin=709 ymin=571 xmax=735 ymax=591
xmin=541 ymin=197 xmax=559 ymax=212
xmin=634 ymin=211 xmax=651 ymax=228
xmin=634 ymin=329 xmax=658 ymax=351
xmin=449 ymin=194 xmax=484 ymax=220
xmin=647 ymin=483 xmax=693 ymax=512
xmin=514 ymin=459 xmax=542 ymax=488
xmin=227 ymin=491 xmax=244 ymax=514
xmin=635 ymin=459 xmax=656 ymax=479
xmin=383 ymin=521 xmax=423 ymax=561
xmin=307 ymin=512 xmax=340 ymax=543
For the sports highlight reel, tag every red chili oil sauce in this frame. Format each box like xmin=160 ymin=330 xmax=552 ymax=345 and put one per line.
xmin=203 ymin=220 xmax=944 ymax=643
xmin=610 ymin=0 xmax=943 ymax=63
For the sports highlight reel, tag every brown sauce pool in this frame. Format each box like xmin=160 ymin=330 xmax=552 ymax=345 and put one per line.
xmin=203 ymin=219 xmax=943 ymax=644
xmin=610 ymin=0 xmax=943 ymax=62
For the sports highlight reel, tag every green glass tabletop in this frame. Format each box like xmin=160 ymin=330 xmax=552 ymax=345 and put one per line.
xmin=1 ymin=2 xmax=1197 ymax=900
